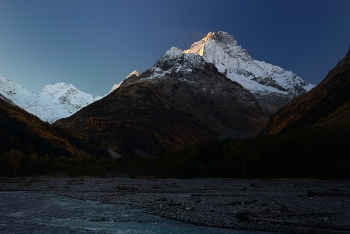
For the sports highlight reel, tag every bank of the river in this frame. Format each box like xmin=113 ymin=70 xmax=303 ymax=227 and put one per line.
xmin=1 ymin=176 xmax=349 ymax=234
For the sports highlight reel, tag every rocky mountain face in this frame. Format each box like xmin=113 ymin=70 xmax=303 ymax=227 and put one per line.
xmin=0 ymin=93 xmax=14 ymax=105
xmin=184 ymin=31 xmax=314 ymax=116
xmin=261 ymin=47 xmax=350 ymax=135
xmin=55 ymin=47 xmax=268 ymax=155
xmin=0 ymin=97 xmax=90 ymax=158
xmin=109 ymin=70 xmax=139 ymax=94
xmin=0 ymin=77 xmax=101 ymax=123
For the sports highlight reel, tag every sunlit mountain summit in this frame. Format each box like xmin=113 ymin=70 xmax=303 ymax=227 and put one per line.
xmin=55 ymin=40 xmax=271 ymax=155
xmin=184 ymin=31 xmax=314 ymax=116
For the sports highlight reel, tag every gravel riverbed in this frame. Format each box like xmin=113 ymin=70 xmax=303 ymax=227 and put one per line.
xmin=1 ymin=176 xmax=350 ymax=234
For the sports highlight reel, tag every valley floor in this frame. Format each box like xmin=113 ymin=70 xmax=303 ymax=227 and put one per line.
xmin=1 ymin=176 xmax=350 ymax=234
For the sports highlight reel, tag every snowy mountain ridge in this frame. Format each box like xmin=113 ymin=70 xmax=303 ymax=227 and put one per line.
xmin=116 ymin=31 xmax=313 ymax=116
xmin=120 ymin=47 xmax=219 ymax=87
xmin=184 ymin=31 xmax=314 ymax=115
xmin=55 ymin=42 xmax=268 ymax=155
xmin=141 ymin=47 xmax=206 ymax=80
xmin=0 ymin=76 xmax=101 ymax=123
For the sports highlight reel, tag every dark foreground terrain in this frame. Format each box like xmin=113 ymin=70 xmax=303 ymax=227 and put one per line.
xmin=1 ymin=176 xmax=349 ymax=234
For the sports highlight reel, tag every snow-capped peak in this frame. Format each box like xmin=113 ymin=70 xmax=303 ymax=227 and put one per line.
xmin=126 ymin=70 xmax=139 ymax=79
xmin=184 ymin=31 xmax=252 ymax=65
xmin=184 ymin=32 xmax=239 ymax=57
xmin=137 ymin=47 xmax=208 ymax=81
xmin=202 ymin=31 xmax=238 ymax=46
xmin=41 ymin=83 xmax=77 ymax=96
xmin=117 ymin=46 xmax=211 ymax=85
xmin=0 ymin=76 xmax=101 ymax=123
xmin=165 ymin=47 xmax=184 ymax=58
xmin=184 ymin=31 xmax=314 ymax=115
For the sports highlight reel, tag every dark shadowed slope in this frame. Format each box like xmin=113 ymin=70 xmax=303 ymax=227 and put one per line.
xmin=0 ymin=93 xmax=15 ymax=105
xmin=0 ymin=98 xmax=90 ymax=157
xmin=261 ymin=47 xmax=350 ymax=135
xmin=55 ymin=48 xmax=267 ymax=156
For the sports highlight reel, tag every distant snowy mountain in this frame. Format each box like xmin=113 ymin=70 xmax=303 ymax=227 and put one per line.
xmin=0 ymin=76 xmax=101 ymax=123
xmin=184 ymin=31 xmax=314 ymax=116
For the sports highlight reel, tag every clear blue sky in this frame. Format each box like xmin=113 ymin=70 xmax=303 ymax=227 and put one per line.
xmin=0 ymin=0 xmax=349 ymax=96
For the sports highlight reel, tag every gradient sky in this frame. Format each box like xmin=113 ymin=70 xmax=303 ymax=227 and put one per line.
xmin=0 ymin=0 xmax=350 ymax=96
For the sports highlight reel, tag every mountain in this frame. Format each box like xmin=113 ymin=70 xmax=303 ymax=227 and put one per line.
xmin=0 ymin=97 xmax=87 ymax=158
xmin=184 ymin=31 xmax=314 ymax=116
xmin=55 ymin=47 xmax=268 ymax=156
xmin=0 ymin=93 xmax=15 ymax=105
xmin=109 ymin=70 xmax=139 ymax=93
xmin=261 ymin=46 xmax=350 ymax=135
xmin=0 ymin=95 xmax=111 ymax=176
xmin=0 ymin=77 xmax=101 ymax=123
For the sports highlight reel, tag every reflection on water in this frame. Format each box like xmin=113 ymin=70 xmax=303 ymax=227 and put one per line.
xmin=0 ymin=192 xmax=272 ymax=234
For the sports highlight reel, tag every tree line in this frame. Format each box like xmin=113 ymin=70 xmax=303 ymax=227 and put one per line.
xmin=1 ymin=124 xmax=350 ymax=179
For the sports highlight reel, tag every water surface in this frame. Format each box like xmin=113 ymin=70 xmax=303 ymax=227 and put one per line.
xmin=0 ymin=192 xmax=274 ymax=234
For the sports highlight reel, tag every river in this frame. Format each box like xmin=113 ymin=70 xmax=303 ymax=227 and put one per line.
xmin=0 ymin=192 xmax=275 ymax=234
